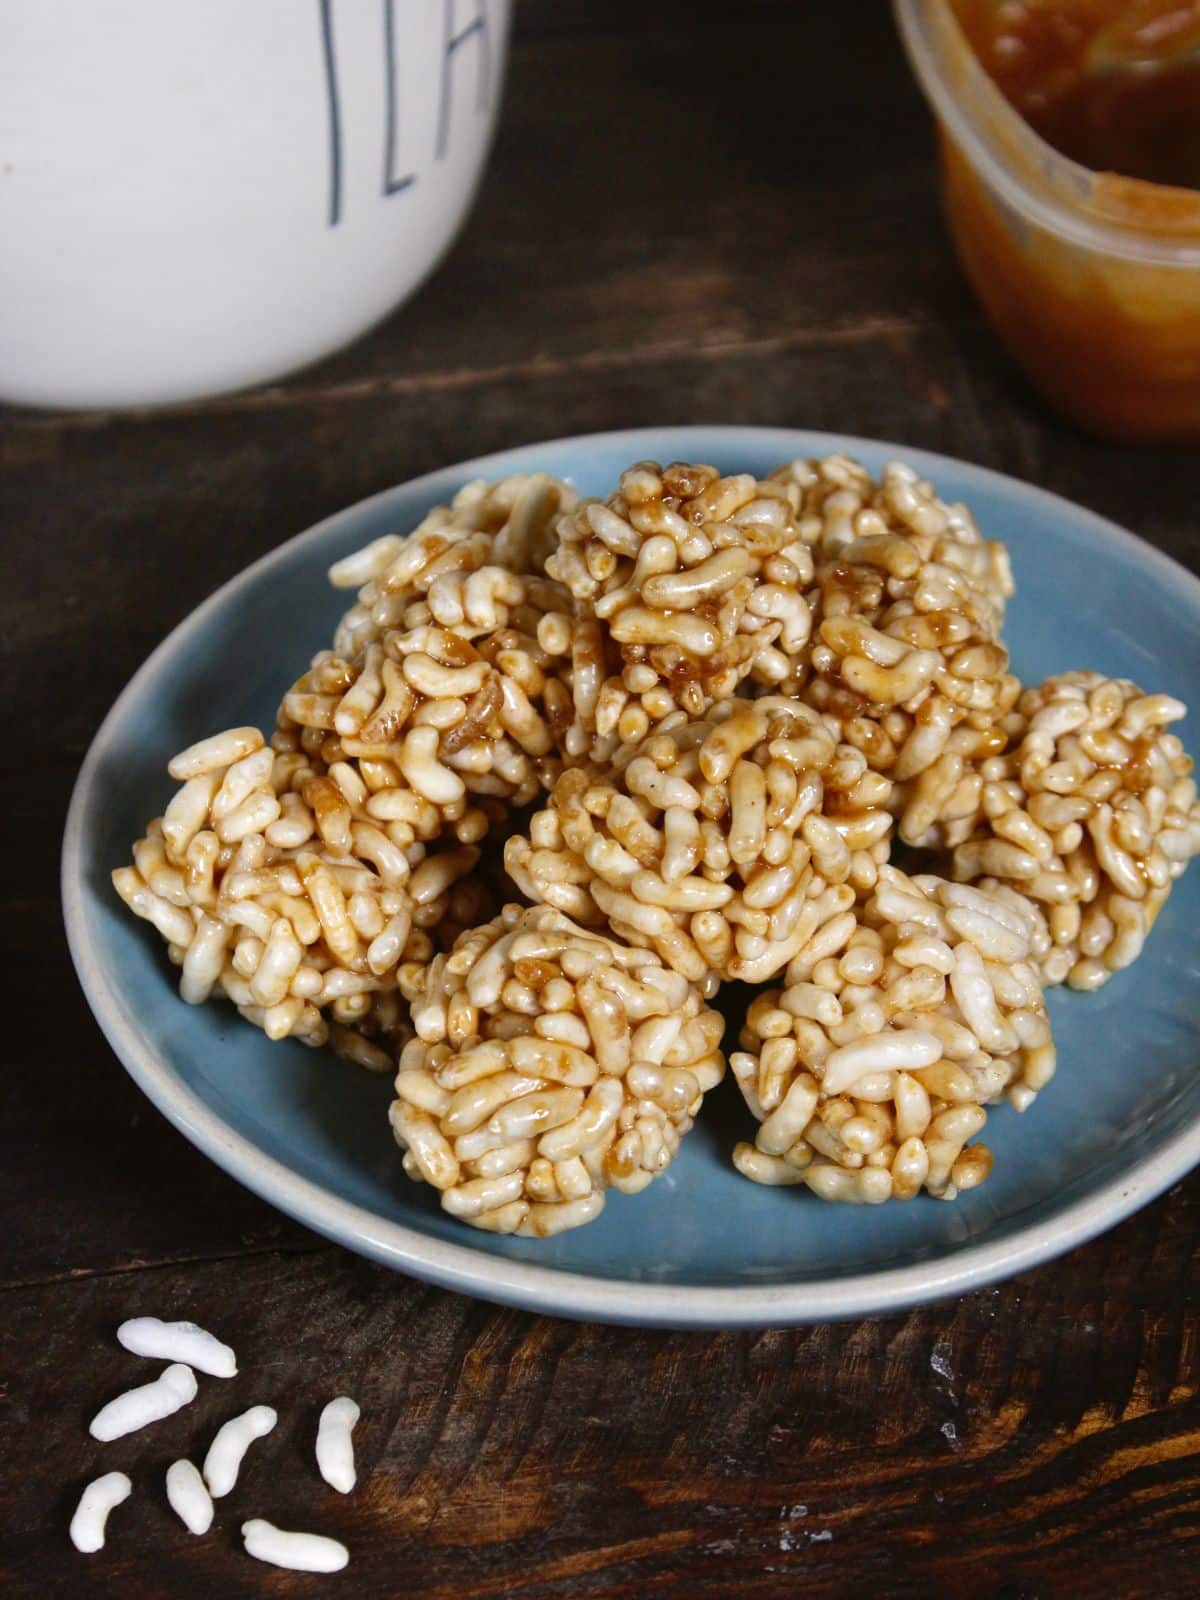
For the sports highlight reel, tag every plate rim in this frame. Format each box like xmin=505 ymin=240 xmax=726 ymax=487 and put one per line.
xmin=62 ymin=423 xmax=1200 ymax=1328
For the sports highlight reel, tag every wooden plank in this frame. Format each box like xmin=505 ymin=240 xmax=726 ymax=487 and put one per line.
xmin=3 ymin=1202 xmax=1199 ymax=1598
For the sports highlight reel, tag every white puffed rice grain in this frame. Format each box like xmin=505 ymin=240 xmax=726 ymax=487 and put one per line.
xmin=70 ymin=1471 xmax=132 ymax=1554
xmin=203 ymin=1405 xmax=278 ymax=1497
xmin=316 ymin=1396 xmax=360 ymax=1494
xmin=165 ymin=1459 xmax=214 ymax=1536
xmin=117 ymin=1316 xmax=237 ymax=1378
xmin=89 ymin=1363 xmax=198 ymax=1442
xmin=241 ymin=1518 xmax=350 ymax=1573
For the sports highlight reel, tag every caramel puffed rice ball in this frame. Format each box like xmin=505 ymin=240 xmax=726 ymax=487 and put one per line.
xmin=113 ymin=727 xmax=487 ymax=1067
xmin=951 ymin=671 xmax=1200 ymax=990
xmin=276 ymin=479 xmax=581 ymax=820
xmin=543 ymin=460 xmax=818 ymax=759
xmin=505 ymin=696 xmax=893 ymax=988
xmin=390 ymin=905 xmax=726 ymax=1235
xmin=764 ymin=457 xmax=1019 ymax=850
xmin=731 ymin=865 xmax=1054 ymax=1203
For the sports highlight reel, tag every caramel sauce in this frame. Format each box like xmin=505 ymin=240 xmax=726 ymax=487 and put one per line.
xmin=1032 ymin=59 xmax=1200 ymax=187
xmin=955 ymin=0 xmax=1200 ymax=187
xmin=941 ymin=1 xmax=1200 ymax=439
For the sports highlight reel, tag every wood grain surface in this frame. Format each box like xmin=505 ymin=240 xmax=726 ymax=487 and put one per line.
xmin=3 ymin=2 xmax=1199 ymax=1595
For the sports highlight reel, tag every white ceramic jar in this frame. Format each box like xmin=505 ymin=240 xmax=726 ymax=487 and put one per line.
xmin=0 ymin=0 xmax=511 ymax=409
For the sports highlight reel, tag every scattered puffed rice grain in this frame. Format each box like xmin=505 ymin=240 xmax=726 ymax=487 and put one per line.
xmin=203 ymin=1405 xmax=278 ymax=1497
xmin=241 ymin=1518 xmax=350 ymax=1573
xmin=117 ymin=1317 xmax=237 ymax=1378
xmin=70 ymin=1472 xmax=132 ymax=1553
xmin=316 ymin=1396 xmax=361 ymax=1494
xmin=89 ymin=1363 xmax=198 ymax=1442
xmin=165 ymin=1460 xmax=213 ymax=1536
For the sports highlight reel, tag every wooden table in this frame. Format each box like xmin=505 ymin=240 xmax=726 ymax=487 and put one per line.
xmin=4 ymin=3 xmax=1199 ymax=1595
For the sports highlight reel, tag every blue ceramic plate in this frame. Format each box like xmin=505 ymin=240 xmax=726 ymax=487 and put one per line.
xmin=63 ymin=427 xmax=1200 ymax=1327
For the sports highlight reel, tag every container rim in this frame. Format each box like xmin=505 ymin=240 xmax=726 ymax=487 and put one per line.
xmin=893 ymin=0 xmax=1200 ymax=268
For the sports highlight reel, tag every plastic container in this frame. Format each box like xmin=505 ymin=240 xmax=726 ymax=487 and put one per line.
xmin=895 ymin=0 xmax=1200 ymax=442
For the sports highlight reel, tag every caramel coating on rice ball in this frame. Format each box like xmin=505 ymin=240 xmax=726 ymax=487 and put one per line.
xmin=505 ymin=697 xmax=893 ymax=988
xmin=390 ymin=905 xmax=726 ymax=1235
xmin=950 ymin=671 xmax=1200 ymax=991
xmin=731 ymin=865 xmax=1055 ymax=1203
xmin=886 ymin=696 xmax=1023 ymax=851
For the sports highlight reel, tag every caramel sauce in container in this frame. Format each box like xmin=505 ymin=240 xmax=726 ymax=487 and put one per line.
xmin=896 ymin=0 xmax=1200 ymax=440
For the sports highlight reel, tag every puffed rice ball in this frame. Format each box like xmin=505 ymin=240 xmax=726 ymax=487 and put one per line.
xmin=763 ymin=458 xmax=1020 ymax=848
xmin=731 ymin=865 xmax=1055 ymax=1202
xmin=505 ymin=696 xmax=893 ymax=987
xmin=390 ymin=905 xmax=726 ymax=1234
xmin=113 ymin=727 xmax=489 ymax=1063
xmin=275 ymin=472 xmax=581 ymax=816
xmin=950 ymin=672 xmax=1200 ymax=990
xmin=768 ymin=455 xmax=1012 ymax=633
xmin=329 ymin=472 xmax=578 ymax=658
xmin=543 ymin=460 xmax=819 ymax=757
